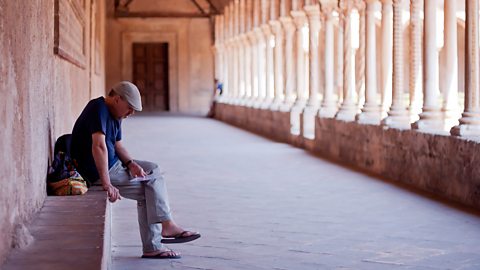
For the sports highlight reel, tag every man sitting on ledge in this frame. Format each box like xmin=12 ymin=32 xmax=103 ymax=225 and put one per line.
xmin=71 ymin=81 xmax=200 ymax=259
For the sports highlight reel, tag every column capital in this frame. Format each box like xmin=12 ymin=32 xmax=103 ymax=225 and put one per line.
xmin=319 ymin=1 xmax=335 ymax=18
xmin=291 ymin=10 xmax=308 ymax=27
xmin=304 ymin=4 xmax=321 ymax=17
xmin=338 ymin=0 xmax=355 ymax=13
xmin=354 ymin=0 xmax=366 ymax=10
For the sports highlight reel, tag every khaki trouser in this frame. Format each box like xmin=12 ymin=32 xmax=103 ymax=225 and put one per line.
xmin=108 ymin=160 xmax=172 ymax=253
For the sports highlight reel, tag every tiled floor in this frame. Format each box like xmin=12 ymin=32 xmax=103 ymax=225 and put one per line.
xmin=112 ymin=114 xmax=480 ymax=270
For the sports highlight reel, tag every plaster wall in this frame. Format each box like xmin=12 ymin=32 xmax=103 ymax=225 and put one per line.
xmin=105 ymin=13 xmax=214 ymax=115
xmin=0 ymin=0 xmax=106 ymax=265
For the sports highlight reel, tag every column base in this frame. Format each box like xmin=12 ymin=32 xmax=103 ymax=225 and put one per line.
xmin=451 ymin=124 xmax=480 ymax=137
xmin=245 ymin=98 xmax=256 ymax=107
xmin=290 ymin=102 xmax=306 ymax=135
xmin=335 ymin=103 xmax=357 ymax=122
xmin=302 ymin=105 xmax=319 ymax=140
xmin=279 ymin=98 xmax=296 ymax=112
xmin=451 ymin=113 xmax=480 ymax=136
xmin=442 ymin=109 xmax=461 ymax=131
xmin=356 ymin=110 xmax=382 ymax=125
xmin=411 ymin=119 xmax=446 ymax=134
xmin=238 ymin=98 xmax=249 ymax=106
xmin=260 ymin=98 xmax=274 ymax=110
xmin=252 ymin=98 xmax=264 ymax=109
xmin=381 ymin=114 xmax=411 ymax=129
xmin=270 ymin=98 xmax=285 ymax=111
xmin=318 ymin=105 xmax=338 ymax=118
xmin=412 ymin=110 xmax=445 ymax=133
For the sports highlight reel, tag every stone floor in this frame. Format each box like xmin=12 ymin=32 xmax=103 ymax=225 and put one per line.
xmin=112 ymin=113 xmax=480 ymax=270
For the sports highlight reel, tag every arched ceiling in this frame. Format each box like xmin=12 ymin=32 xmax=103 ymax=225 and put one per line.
xmin=114 ymin=0 xmax=231 ymax=17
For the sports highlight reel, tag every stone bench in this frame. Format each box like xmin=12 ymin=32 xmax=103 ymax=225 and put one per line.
xmin=2 ymin=187 xmax=111 ymax=270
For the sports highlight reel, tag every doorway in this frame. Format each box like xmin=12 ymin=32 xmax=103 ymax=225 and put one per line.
xmin=132 ymin=42 xmax=169 ymax=111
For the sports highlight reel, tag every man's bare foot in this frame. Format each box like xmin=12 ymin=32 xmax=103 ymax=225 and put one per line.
xmin=161 ymin=220 xmax=198 ymax=238
xmin=142 ymin=249 xmax=181 ymax=259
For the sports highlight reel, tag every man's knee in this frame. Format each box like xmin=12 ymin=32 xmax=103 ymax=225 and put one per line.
xmin=135 ymin=160 xmax=160 ymax=173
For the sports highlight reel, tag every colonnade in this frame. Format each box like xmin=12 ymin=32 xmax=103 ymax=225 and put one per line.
xmin=213 ymin=0 xmax=480 ymax=138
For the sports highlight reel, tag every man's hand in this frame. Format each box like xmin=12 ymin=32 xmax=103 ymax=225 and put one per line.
xmin=128 ymin=161 xmax=146 ymax=178
xmin=103 ymin=183 xmax=121 ymax=202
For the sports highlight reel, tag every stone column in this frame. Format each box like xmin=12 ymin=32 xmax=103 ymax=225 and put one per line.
xmin=318 ymin=6 xmax=337 ymax=118
xmin=236 ymin=0 xmax=246 ymax=104
xmin=382 ymin=0 xmax=410 ymax=129
xmin=223 ymin=6 xmax=231 ymax=101
xmin=442 ymin=0 xmax=460 ymax=129
xmin=213 ymin=15 xmax=224 ymax=102
xmin=280 ymin=16 xmax=296 ymax=111
xmin=336 ymin=1 xmax=357 ymax=122
xmin=451 ymin=0 xmax=480 ymax=136
xmin=247 ymin=0 xmax=260 ymax=107
xmin=355 ymin=1 xmax=366 ymax=108
xmin=270 ymin=20 xmax=285 ymax=110
xmin=290 ymin=5 xmax=308 ymax=135
xmin=335 ymin=22 xmax=344 ymax=104
xmin=232 ymin=1 xmax=240 ymax=104
xmin=292 ymin=8 xmax=308 ymax=109
xmin=413 ymin=0 xmax=444 ymax=131
xmin=253 ymin=28 xmax=266 ymax=108
xmin=247 ymin=32 xmax=259 ymax=107
xmin=357 ymin=0 xmax=382 ymax=124
xmin=380 ymin=0 xmax=393 ymax=117
xmin=243 ymin=0 xmax=253 ymax=104
xmin=261 ymin=25 xmax=275 ymax=109
xmin=304 ymin=4 xmax=321 ymax=111
xmin=302 ymin=3 xmax=321 ymax=139
xmin=408 ymin=0 xmax=422 ymax=122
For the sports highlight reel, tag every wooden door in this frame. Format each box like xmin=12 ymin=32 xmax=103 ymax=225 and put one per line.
xmin=132 ymin=43 xmax=169 ymax=111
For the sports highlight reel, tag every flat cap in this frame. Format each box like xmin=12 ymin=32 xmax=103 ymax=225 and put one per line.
xmin=111 ymin=81 xmax=143 ymax=111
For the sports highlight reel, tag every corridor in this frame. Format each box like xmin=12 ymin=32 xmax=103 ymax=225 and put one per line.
xmin=112 ymin=114 xmax=480 ymax=270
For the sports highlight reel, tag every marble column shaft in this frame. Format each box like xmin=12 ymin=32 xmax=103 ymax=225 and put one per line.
xmin=319 ymin=9 xmax=337 ymax=118
xmin=292 ymin=10 xmax=308 ymax=109
xmin=336 ymin=3 xmax=358 ymax=122
xmin=270 ymin=20 xmax=285 ymax=110
xmin=280 ymin=16 xmax=297 ymax=111
xmin=382 ymin=0 xmax=410 ymax=129
xmin=305 ymin=4 xmax=321 ymax=109
xmin=451 ymin=0 xmax=480 ymax=136
xmin=442 ymin=0 xmax=459 ymax=128
xmin=357 ymin=0 xmax=381 ymax=124
xmin=409 ymin=0 xmax=422 ymax=121
xmin=380 ymin=0 xmax=393 ymax=117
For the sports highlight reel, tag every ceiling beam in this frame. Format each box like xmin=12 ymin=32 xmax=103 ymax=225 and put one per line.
xmin=190 ymin=0 xmax=207 ymax=14
xmin=204 ymin=0 xmax=220 ymax=14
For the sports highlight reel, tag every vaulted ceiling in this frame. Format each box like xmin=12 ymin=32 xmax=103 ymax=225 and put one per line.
xmin=114 ymin=0 xmax=232 ymax=17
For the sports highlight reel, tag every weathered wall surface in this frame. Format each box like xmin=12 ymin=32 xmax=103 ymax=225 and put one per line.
xmin=0 ymin=0 xmax=106 ymax=265
xmin=105 ymin=1 xmax=214 ymax=115
xmin=215 ymin=104 xmax=480 ymax=210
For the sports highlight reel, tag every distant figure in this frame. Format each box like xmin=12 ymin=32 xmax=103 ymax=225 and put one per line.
xmin=71 ymin=81 xmax=200 ymax=259
xmin=216 ymin=79 xmax=223 ymax=96
xmin=208 ymin=78 xmax=222 ymax=117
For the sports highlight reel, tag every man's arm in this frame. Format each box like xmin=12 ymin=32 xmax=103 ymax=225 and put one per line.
xmin=115 ymin=140 xmax=146 ymax=178
xmin=92 ymin=132 xmax=120 ymax=202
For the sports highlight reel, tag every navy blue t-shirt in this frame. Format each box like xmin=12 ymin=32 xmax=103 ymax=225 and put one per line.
xmin=71 ymin=97 xmax=122 ymax=183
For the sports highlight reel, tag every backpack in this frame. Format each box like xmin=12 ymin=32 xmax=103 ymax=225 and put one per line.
xmin=47 ymin=134 xmax=88 ymax=196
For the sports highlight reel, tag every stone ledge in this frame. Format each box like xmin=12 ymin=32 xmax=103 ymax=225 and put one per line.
xmin=214 ymin=103 xmax=480 ymax=210
xmin=2 ymin=187 xmax=111 ymax=270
